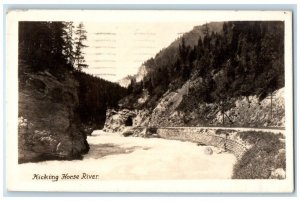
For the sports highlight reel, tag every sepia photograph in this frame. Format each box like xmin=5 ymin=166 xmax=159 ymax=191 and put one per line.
xmin=5 ymin=10 xmax=294 ymax=192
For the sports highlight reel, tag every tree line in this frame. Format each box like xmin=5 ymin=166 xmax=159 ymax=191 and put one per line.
xmin=19 ymin=21 xmax=89 ymax=74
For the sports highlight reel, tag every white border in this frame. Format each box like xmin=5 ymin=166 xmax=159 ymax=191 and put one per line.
xmin=5 ymin=10 xmax=294 ymax=193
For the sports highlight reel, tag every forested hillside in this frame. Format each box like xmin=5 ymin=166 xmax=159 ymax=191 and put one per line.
xmin=114 ymin=21 xmax=285 ymax=128
xmin=74 ymin=71 xmax=127 ymax=128
xmin=124 ymin=21 xmax=284 ymax=111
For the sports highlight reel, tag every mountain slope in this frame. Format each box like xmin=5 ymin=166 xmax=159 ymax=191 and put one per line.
xmin=118 ymin=22 xmax=223 ymax=88
xmin=116 ymin=21 xmax=284 ymax=128
xmin=144 ymin=22 xmax=224 ymax=73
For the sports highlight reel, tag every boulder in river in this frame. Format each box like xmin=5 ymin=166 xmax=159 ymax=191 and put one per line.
xmin=204 ymin=147 xmax=213 ymax=155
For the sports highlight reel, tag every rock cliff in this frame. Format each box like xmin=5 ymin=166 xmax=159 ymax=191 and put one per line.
xmin=18 ymin=71 xmax=89 ymax=163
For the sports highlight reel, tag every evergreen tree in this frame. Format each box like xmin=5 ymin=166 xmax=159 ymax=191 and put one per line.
xmin=19 ymin=21 xmax=69 ymax=73
xmin=49 ymin=22 xmax=68 ymax=72
xmin=74 ymin=22 xmax=88 ymax=71
xmin=196 ymin=37 xmax=204 ymax=59
xmin=63 ymin=21 xmax=75 ymax=68
xmin=179 ymin=38 xmax=189 ymax=62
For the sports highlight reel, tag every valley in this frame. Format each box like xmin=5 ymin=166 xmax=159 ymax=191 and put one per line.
xmin=17 ymin=20 xmax=287 ymax=180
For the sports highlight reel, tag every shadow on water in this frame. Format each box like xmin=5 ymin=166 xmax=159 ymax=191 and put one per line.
xmin=84 ymin=143 xmax=150 ymax=159
xmin=18 ymin=152 xmax=84 ymax=164
xmin=19 ymin=143 xmax=150 ymax=163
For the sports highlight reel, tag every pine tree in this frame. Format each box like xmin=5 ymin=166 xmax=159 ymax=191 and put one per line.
xmin=179 ymin=38 xmax=189 ymax=62
xmin=49 ymin=22 xmax=68 ymax=71
xmin=63 ymin=22 xmax=75 ymax=68
xmin=74 ymin=22 xmax=88 ymax=71
xmin=196 ymin=37 xmax=204 ymax=59
xmin=19 ymin=21 xmax=68 ymax=72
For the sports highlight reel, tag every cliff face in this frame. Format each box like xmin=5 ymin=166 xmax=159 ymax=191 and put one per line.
xmin=18 ymin=71 xmax=89 ymax=163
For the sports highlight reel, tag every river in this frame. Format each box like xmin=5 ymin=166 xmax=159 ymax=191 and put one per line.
xmin=19 ymin=130 xmax=237 ymax=180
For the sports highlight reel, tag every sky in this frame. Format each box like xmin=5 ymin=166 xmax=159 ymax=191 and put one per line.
xmin=80 ymin=21 xmax=205 ymax=82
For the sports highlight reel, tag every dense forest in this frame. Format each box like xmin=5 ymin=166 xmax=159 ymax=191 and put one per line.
xmin=126 ymin=21 xmax=284 ymax=110
xmin=73 ymin=71 xmax=127 ymax=127
xmin=19 ymin=21 xmax=127 ymax=128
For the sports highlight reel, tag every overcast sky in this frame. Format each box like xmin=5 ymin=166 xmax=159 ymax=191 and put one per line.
xmin=80 ymin=21 xmax=205 ymax=82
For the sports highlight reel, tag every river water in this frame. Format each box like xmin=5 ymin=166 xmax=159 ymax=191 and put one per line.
xmin=19 ymin=130 xmax=237 ymax=180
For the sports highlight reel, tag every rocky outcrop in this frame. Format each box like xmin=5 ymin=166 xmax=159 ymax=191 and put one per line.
xmin=209 ymin=88 xmax=285 ymax=127
xmin=118 ymin=65 xmax=148 ymax=88
xmin=18 ymin=71 xmax=89 ymax=163
xmin=103 ymin=108 xmax=150 ymax=133
xmin=103 ymin=109 xmax=136 ymax=133
xmin=149 ymin=79 xmax=191 ymax=127
xmin=149 ymin=84 xmax=285 ymax=128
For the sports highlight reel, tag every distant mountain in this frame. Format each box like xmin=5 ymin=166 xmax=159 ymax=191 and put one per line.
xmin=118 ymin=65 xmax=148 ymax=88
xmin=118 ymin=75 xmax=134 ymax=88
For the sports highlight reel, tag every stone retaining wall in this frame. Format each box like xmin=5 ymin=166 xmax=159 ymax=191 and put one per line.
xmin=156 ymin=127 xmax=248 ymax=159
